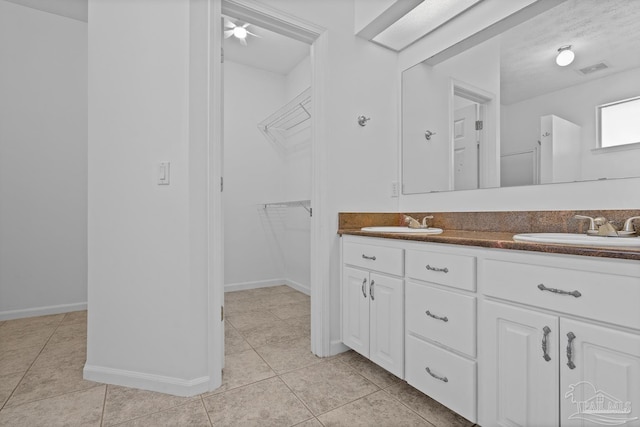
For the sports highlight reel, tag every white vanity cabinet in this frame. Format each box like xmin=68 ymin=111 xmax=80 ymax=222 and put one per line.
xmin=340 ymin=234 xmax=640 ymax=427
xmin=342 ymin=240 xmax=404 ymax=377
xmin=480 ymin=252 xmax=640 ymax=427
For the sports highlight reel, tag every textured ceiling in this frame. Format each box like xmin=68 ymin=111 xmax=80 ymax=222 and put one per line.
xmin=501 ymin=0 xmax=640 ymax=105
xmin=223 ymin=16 xmax=310 ymax=76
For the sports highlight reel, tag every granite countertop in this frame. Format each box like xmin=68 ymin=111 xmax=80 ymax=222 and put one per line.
xmin=338 ymin=211 xmax=640 ymax=261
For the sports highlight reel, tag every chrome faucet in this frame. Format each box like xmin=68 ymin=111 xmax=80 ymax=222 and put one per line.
xmin=622 ymin=216 xmax=640 ymax=233
xmin=574 ymin=214 xmax=639 ymax=237
xmin=404 ymin=215 xmax=434 ymax=229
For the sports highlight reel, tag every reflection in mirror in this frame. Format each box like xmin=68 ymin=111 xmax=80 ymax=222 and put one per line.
xmin=401 ymin=0 xmax=640 ymax=194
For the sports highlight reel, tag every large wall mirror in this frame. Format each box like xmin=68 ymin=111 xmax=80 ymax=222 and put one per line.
xmin=402 ymin=0 xmax=640 ymax=194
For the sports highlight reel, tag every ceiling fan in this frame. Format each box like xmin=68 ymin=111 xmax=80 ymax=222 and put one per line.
xmin=224 ymin=18 xmax=261 ymax=46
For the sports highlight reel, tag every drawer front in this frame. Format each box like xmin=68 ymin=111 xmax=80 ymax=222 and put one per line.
xmin=406 ymin=335 xmax=477 ymax=423
xmin=406 ymin=281 xmax=476 ymax=357
xmin=343 ymin=242 xmax=404 ymax=276
xmin=406 ymin=249 xmax=476 ymax=291
xmin=483 ymin=259 xmax=640 ymax=330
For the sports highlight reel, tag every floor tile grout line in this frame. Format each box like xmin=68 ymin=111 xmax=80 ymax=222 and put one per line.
xmin=99 ymin=384 xmax=108 ymax=427
xmin=199 ymin=395 xmax=215 ymax=427
xmin=379 ymin=385 xmax=438 ymax=427
xmin=105 ymin=397 xmax=203 ymax=427
xmin=0 ymin=315 xmax=68 ymax=411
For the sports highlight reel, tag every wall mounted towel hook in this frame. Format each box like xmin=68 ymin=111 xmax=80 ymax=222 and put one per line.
xmin=357 ymin=115 xmax=370 ymax=126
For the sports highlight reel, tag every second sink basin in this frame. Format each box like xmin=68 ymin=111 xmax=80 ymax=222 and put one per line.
xmin=361 ymin=226 xmax=443 ymax=234
xmin=513 ymin=233 xmax=640 ymax=248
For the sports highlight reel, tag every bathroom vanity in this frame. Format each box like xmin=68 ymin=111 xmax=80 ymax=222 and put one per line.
xmin=339 ymin=212 xmax=640 ymax=426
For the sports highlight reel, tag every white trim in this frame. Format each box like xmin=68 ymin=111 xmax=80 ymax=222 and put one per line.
xmin=224 ymin=279 xmax=288 ymax=293
xmin=284 ymin=279 xmax=310 ymax=296
xmin=219 ymin=0 xmax=335 ymax=364
xmin=83 ymin=364 xmax=209 ymax=397
xmin=310 ymin=31 xmax=330 ymax=357
xmin=0 ymin=302 xmax=87 ymax=321
xmin=208 ymin=0 xmax=224 ymax=391
xmin=224 ymin=279 xmax=311 ymax=296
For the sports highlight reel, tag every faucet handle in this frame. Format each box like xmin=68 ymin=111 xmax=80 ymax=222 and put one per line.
xmin=574 ymin=215 xmax=597 ymax=232
xmin=622 ymin=216 xmax=640 ymax=232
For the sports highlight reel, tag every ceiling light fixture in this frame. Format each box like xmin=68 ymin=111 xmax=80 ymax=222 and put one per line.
xmin=555 ymin=45 xmax=575 ymax=67
xmin=224 ymin=19 xmax=260 ymax=46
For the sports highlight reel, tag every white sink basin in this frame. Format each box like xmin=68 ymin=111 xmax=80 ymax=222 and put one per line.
xmin=513 ymin=233 xmax=640 ymax=248
xmin=361 ymin=226 xmax=443 ymax=234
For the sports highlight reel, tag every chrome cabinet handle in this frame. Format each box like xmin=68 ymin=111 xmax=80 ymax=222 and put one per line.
xmin=542 ymin=326 xmax=552 ymax=362
xmin=361 ymin=278 xmax=367 ymax=298
xmin=426 ymin=264 xmax=449 ymax=273
xmin=370 ymin=280 xmax=375 ymax=301
xmin=566 ymin=332 xmax=576 ymax=369
xmin=538 ymin=283 xmax=581 ymax=298
xmin=425 ymin=310 xmax=448 ymax=322
xmin=362 ymin=254 xmax=376 ymax=261
xmin=425 ymin=367 xmax=448 ymax=383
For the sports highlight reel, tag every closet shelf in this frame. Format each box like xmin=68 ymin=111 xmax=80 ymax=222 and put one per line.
xmin=258 ymin=88 xmax=311 ymax=150
xmin=262 ymin=199 xmax=312 ymax=217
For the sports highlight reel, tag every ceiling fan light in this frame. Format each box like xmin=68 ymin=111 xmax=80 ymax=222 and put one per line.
xmin=556 ymin=46 xmax=575 ymax=67
xmin=233 ymin=26 xmax=248 ymax=39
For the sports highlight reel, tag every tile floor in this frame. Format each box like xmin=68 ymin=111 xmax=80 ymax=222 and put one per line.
xmin=0 ymin=285 xmax=474 ymax=426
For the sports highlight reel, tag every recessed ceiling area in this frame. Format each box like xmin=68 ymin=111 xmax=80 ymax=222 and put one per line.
xmin=372 ymin=0 xmax=483 ymax=51
xmin=4 ymin=0 xmax=87 ymax=22
xmin=223 ymin=15 xmax=309 ymax=76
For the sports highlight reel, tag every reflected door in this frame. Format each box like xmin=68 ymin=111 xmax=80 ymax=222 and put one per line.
xmin=454 ymin=104 xmax=479 ymax=190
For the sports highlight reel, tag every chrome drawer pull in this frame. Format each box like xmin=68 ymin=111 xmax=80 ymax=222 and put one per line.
xmin=537 ymin=283 xmax=581 ymax=298
xmin=425 ymin=367 xmax=448 ymax=383
xmin=361 ymin=278 xmax=367 ymax=298
xmin=362 ymin=254 xmax=376 ymax=261
xmin=541 ymin=326 xmax=552 ymax=362
xmin=426 ymin=264 xmax=449 ymax=273
xmin=370 ymin=280 xmax=375 ymax=301
xmin=425 ymin=310 xmax=448 ymax=322
xmin=566 ymin=332 xmax=576 ymax=370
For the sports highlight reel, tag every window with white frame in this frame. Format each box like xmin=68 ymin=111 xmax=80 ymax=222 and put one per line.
xmin=597 ymin=96 xmax=640 ymax=149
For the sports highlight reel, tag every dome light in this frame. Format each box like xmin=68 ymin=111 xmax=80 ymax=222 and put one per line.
xmin=556 ymin=45 xmax=575 ymax=67
xmin=233 ymin=26 xmax=248 ymax=39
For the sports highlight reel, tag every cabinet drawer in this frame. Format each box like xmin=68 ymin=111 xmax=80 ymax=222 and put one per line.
xmin=406 ymin=281 xmax=476 ymax=357
xmin=483 ymin=259 xmax=640 ymax=330
xmin=406 ymin=335 xmax=476 ymax=423
xmin=343 ymin=242 xmax=403 ymax=276
xmin=406 ymin=250 xmax=476 ymax=291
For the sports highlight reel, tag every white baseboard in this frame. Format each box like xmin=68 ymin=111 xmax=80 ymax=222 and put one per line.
xmin=224 ymin=278 xmax=286 ymax=293
xmin=224 ymin=278 xmax=310 ymax=295
xmin=83 ymin=364 xmax=209 ymax=397
xmin=283 ymin=279 xmax=310 ymax=296
xmin=0 ymin=302 xmax=87 ymax=321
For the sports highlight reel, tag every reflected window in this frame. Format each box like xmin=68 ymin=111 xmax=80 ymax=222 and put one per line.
xmin=598 ymin=96 xmax=640 ymax=149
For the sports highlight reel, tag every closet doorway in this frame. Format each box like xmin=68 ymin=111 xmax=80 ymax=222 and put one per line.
xmin=220 ymin=6 xmax=315 ymax=372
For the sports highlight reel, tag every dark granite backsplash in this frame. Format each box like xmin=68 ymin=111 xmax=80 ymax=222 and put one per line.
xmin=339 ymin=210 xmax=640 ymax=234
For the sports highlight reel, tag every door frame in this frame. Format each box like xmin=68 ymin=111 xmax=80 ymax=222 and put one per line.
xmin=208 ymin=0 xmax=329 ymax=390
xmin=450 ymin=79 xmax=497 ymax=189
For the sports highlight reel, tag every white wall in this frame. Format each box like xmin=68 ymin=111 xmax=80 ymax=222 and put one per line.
xmin=223 ymin=61 xmax=287 ymax=288
xmin=85 ymin=0 xmax=211 ymax=396
xmin=224 ymin=56 xmax=312 ymax=294
xmin=0 ymin=1 xmax=88 ymax=320
xmin=501 ymin=67 xmax=640 ymax=182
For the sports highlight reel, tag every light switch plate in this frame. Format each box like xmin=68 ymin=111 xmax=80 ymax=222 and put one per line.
xmin=158 ymin=162 xmax=170 ymax=185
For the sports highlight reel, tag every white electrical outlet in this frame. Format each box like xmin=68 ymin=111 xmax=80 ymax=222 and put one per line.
xmin=391 ymin=181 xmax=399 ymax=197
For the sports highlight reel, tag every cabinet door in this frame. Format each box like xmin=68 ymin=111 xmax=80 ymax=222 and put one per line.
xmin=342 ymin=266 xmax=370 ymax=358
xmin=481 ymin=300 xmax=559 ymax=427
xmin=369 ymin=272 xmax=404 ymax=378
xmin=560 ymin=318 xmax=640 ymax=427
